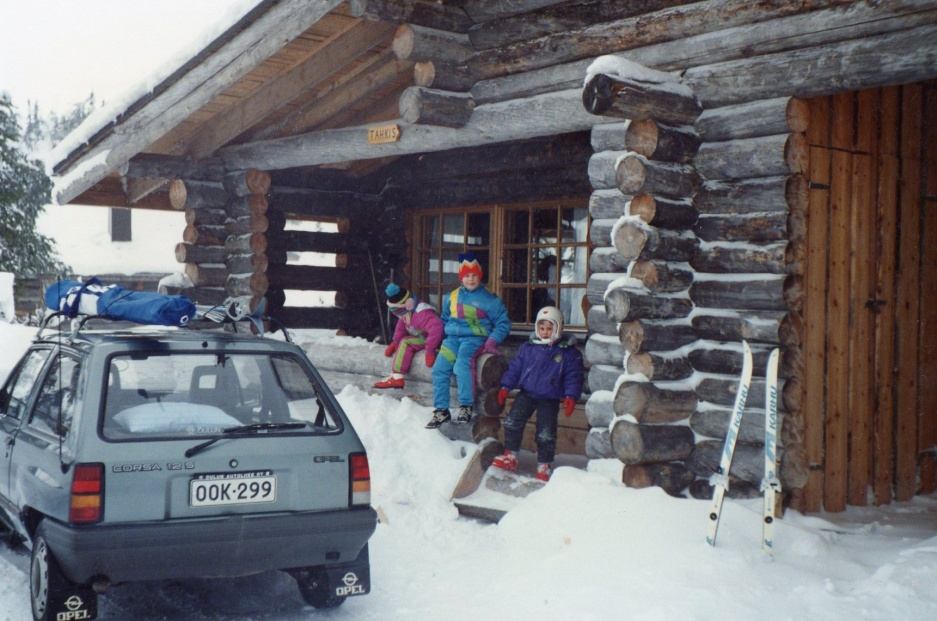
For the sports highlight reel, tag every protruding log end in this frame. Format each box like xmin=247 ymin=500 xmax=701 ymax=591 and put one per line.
xmin=615 ymin=154 xmax=647 ymax=195
xmin=392 ymin=23 xmax=415 ymax=60
xmin=582 ymin=74 xmax=614 ymax=116
xmin=169 ymin=179 xmax=187 ymax=210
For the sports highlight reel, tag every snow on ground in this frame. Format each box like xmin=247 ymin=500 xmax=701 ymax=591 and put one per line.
xmin=0 ymin=323 xmax=936 ymax=620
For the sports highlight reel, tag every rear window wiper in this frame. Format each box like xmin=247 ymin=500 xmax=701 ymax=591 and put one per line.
xmin=184 ymin=422 xmax=307 ymax=458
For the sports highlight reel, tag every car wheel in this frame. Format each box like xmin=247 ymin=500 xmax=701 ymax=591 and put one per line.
xmin=30 ymin=525 xmax=96 ymax=621
xmin=296 ymin=569 xmax=346 ymax=609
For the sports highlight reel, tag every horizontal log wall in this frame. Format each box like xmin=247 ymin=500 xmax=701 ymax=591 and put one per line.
xmin=264 ymin=178 xmax=385 ymax=336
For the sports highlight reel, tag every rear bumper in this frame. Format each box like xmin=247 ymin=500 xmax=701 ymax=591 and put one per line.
xmin=41 ymin=507 xmax=377 ymax=584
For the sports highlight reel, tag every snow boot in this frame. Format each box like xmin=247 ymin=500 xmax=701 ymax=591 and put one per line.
xmin=491 ymin=450 xmax=518 ymax=472
xmin=374 ymin=376 xmax=405 ymax=389
xmin=455 ymin=405 xmax=474 ymax=424
xmin=425 ymin=409 xmax=451 ymax=429
xmin=535 ymin=463 xmax=552 ymax=482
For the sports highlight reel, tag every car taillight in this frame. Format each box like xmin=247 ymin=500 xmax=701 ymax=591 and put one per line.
xmin=349 ymin=453 xmax=370 ymax=507
xmin=70 ymin=463 xmax=104 ymax=524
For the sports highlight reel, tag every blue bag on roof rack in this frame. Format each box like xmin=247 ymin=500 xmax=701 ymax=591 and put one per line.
xmin=44 ymin=278 xmax=195 ymax=327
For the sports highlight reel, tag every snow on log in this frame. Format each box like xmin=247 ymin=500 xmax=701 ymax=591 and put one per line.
xmin=625 ymin=352 xmax=693 ymax=382
xmin=589 ymin=247 xmax=630 ymax=273
xmin=605 ymin=287 xmax=694 ymax=322
xmin=585 ymin=334 xmax=626 ymax=368
xmin=695 ymin=133 xmax=808 ymax=180
xmin=225 ymin=272 xmax=268 ymax=298
xmin=586 ymin=305 xmax=618 ymax=337
xmin=582 ymin=73 xmax=702 ymax=125
xmin=622 ymin=462 xmax=694 ymax=496
xmin=691 ymin=311 xmax=799 ymax=346
xmin=690 ymin=407 xmax=773 ymax=445
xmin=689 ymin=242 xmax=787 ymax=274
xmin=612 ymin=219 xmax=698 ymax=262
xmin=585 ymin=391 xmax=614 ymax=428
xmin=689 ymin=276 xmax=789 ymax=311
xmin=610 ymin=420 xmax=695 ymax=465
xmin=587 ymin=364 xmax=622 ymax=393
xmin=629 ymin=260 xmax=693 ymax=294
xmin=585 ymin=427 xmax=613 ymax=459
xmin=618 ymin=319 xmax=697 ymax=354
xmin=588 ymin=188 xmax=632 ymax=219
xmin=613 ymin=381 xmax=697 ymax=423
xmin=693 ymin=213 xmax=788 ymax=242
xmin=225 ymin=233 xmax=267 ymax=255
xmin=687 ymin=439 xmax=764 ymax=485
xmin=616 ymin=154 xmax=700 ymax=198
xmin=628 ymin=194 xmax=698 ymax=230
xmin=694 ymin=174 xmax=806 ymax=215
xmin=589 ymin=218 xmax=616 ymax=246
xmin=697 ymin=97 xmax=809 ymax=142
xmin=225 ymin=253 xmax=268 ymax=275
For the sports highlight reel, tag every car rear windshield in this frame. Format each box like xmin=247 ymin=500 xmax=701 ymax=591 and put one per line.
xmin=102 ymin=352 xmax=342 ymax=440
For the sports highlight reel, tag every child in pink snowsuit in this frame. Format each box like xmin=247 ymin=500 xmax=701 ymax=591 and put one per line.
xmin=374 ymin=283 xmax=444 ymax=390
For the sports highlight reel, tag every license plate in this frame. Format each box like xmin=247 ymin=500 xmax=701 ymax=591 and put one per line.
xmin=190 ymin=470 xmax=276 ymax=507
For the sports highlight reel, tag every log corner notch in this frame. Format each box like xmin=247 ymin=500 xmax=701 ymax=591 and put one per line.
xmin=581 ymin=56 xmax=703 ymax=126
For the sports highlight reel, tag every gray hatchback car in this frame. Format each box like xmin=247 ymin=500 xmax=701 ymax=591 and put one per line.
xmin=0 ymin=320 xmax=376 ymax=620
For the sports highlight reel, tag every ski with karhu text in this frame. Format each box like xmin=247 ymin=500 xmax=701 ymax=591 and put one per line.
xmin=761 ymin=348 xmax=781 ymax=553
xmin=706 ymin=340 xmax=753 ymax=547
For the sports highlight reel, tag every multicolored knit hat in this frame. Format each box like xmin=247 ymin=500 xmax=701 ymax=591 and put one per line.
xmin=458 ymin=252 xmax=483 ymax=279
xmin=385 ymin=282 xmax=410 ymax=307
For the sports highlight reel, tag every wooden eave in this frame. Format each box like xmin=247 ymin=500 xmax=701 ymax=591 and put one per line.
xmin=61 ymin=1 xmax=412 ymax=209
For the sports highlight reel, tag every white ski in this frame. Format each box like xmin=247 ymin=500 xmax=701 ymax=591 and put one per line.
xmin=761 ymin=348 xmax=781 ymax=553
xmin=706 ymin=340 xmax=753 ymax=547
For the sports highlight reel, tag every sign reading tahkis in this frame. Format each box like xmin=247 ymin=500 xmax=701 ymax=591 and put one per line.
xmin=367 ymin=124 xmax=401 ymax=144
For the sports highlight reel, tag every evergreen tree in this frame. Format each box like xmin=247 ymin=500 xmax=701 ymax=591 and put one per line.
xmin=0 ymin=94 xmax=66 ymax=276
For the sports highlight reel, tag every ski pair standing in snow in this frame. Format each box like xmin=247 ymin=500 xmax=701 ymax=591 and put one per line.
xmin=426 ymin=252 xmax=511 ymax=429
xmin=706 ymin=342 xmax=782 ymax=553
xmin=374 ymin=283 xmax=443 ymax=390
xmin=491 ymin=306 xmax=584 ymax=482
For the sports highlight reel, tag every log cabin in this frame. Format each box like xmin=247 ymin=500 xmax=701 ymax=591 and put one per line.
xmin=50 ymin=0 xmax=937 ymax=514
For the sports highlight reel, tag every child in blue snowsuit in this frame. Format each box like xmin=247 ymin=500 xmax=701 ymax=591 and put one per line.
xmin=493 ymin=306 xmax=584 ymax=481
xmin=426 ymin=252 xmax=511 ymax=429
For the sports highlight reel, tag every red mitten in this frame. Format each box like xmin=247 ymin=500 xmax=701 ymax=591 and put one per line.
xmin=497 ymin=388 xmax=509 ymax=408
xmin=384 ymin=342 xmax=398 ymax=357
xmin=425 ymin=350 xmax=437 ymax=367
xmin=563 ymin=396 xmax=576 ymax=417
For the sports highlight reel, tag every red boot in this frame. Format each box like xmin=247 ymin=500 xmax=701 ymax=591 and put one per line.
xmin=373 ymin=376 xmax=405 ymax=389
xmin=491 ymin=450 xmax=518 ymax=472
xmin=535 ymin=463 xmax=552 ymax=482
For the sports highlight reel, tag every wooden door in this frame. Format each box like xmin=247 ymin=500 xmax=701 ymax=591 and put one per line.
xmin=801 ymin=82 xmax=937 ymax=512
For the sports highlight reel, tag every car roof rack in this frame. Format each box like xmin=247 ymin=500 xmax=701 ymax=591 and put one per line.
xmin=36 ymin=309 xmax=292 ymax=343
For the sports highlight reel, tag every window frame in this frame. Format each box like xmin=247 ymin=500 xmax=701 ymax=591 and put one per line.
xmin=410 ymin=198 xmax=590 ymax=332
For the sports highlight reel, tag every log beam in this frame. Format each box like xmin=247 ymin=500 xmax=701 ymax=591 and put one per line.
xmin=582 ymin=73 xmax=702 ymax=126
xmin=399 ymin=87 xmax=475 ymax=127
xmin=611 ymin=420 xmax=695 ymax=465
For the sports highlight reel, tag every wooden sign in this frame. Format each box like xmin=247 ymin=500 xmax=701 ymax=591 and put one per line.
xmin=367 ymin=124 xmax=401 ymax=144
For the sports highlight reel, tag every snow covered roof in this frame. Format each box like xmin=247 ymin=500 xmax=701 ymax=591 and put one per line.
xmin=50 ymin=0 xmax=403 ymax=208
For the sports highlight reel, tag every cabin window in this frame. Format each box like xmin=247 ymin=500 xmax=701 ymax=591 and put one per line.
xmin=411 ymin=200 xmax=589 ymax=331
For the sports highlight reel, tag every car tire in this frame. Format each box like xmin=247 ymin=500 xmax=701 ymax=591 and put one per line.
xmin=30 ymin=524 xmax=96 ymax=621
xmin=296 ymin=568 xmax=346 ymax=609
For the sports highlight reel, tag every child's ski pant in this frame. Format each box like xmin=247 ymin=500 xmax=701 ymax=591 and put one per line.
xmin=392 ymin=336 xmax=425 ymax=374
xmin=432 ymin=335 xmax=484 ymax=409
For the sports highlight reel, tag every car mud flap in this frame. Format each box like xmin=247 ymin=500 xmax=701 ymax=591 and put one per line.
xmin=326 ymin=544 xmax=370 ymax=598
xmin=51 ymin=589 xmax=97 ymax=621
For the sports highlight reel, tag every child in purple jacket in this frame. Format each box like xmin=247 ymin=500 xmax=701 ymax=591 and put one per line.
xmin=492 ymin=306 xmax=584 ymax=481
xmin=374 ymin=283 xmax=444 ymax=390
